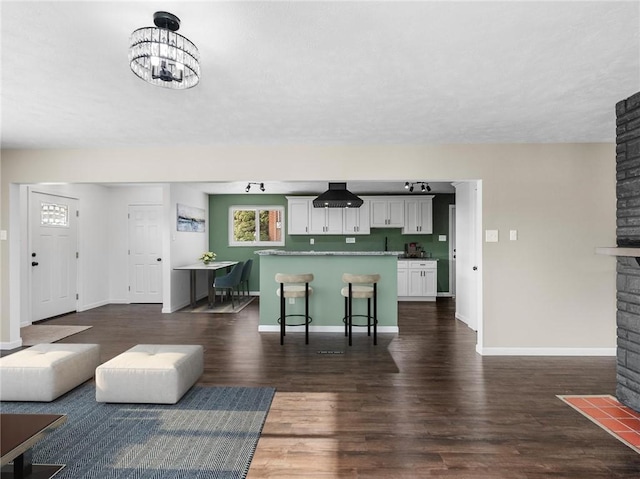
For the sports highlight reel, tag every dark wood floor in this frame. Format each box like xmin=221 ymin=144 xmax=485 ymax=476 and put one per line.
xmin=18 ymin=298 xmax=640 ymax=478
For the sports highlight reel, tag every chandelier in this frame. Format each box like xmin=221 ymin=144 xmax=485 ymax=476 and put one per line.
xmin=129 ymin=11 xmax=200 ymax=89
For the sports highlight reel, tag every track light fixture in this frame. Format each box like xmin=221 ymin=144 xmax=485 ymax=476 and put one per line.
xmin=404 ymin=181 xmax=431 ymax=193
xmin=245 ymin=182 xmax=265 ymax=193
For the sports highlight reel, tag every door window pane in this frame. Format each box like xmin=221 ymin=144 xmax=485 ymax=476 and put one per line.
xmin=40 ymin=202 xmax=69 ymax=227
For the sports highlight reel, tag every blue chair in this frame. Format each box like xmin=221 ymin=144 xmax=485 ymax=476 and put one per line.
xmin=239 ymin=259 xmax=253 ymax=297
xmin=214 ymin=262 xmax=244 ymax=308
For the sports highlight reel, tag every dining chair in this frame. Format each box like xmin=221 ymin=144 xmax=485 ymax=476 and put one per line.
xmin=239 ymin=259 xmax=254 ymax=297
xmin=214 ymin=262 xmax=244 ymax=308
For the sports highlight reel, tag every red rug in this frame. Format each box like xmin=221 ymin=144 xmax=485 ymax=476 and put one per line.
xmin=558 ymin=394 xmax=640 ymax=453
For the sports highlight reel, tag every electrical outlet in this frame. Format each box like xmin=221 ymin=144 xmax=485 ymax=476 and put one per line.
xmin=510 ymin=230 xmax=518 ymax=241
xmin=310 ymin=238 xmax=314 ymax=245
xmin=0 ymin=230 xmax=6 ymax=241
xmin=289 ymin=297 xmax=295 ymax=304
xmin=438 ymin=235 xmax=447 ymax=242
xmin=346 ymin=237 xmax=356 ymax=244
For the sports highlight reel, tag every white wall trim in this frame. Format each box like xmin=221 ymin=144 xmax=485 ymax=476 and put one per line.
xmin=1 ymin=339 xmax=23 ymax=350
xmin=164 ymin=299 xmax=192 ymax=313
xmin=77 ymin=299 xmax=110 ymax=312
xmin=476 ymin=346 xmax=616 ymax=356
xmin=258 ymin=325 xmax=399 ymax=333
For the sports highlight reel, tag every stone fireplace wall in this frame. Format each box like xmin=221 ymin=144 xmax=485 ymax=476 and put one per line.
xmin=615 ymin=91 xmax=640 ymax=411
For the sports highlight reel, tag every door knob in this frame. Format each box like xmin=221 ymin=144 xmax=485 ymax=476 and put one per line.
xmin=32 ymin=261 xmax=39 ymax=266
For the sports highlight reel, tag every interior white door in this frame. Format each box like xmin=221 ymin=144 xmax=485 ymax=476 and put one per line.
xmin=128 ymin=205 xmax=163 ymax=303
xmin=449 ymin=205 xmax=456 ymax=296
xmin=30 ymin=191 xmax=78 ymax=321
xmin=454 ymin=182 xmax=479 ymax=331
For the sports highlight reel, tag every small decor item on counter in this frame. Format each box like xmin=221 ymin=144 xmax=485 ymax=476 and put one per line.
xmin=198 ymin=251 xmax=216 ymax=265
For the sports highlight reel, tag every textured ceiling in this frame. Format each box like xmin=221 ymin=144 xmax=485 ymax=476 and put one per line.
xmin=1 ymin=1 xmax=639 ymax=151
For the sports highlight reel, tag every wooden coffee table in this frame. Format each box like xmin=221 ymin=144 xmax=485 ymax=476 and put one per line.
xmin=0 ymin=413 xmax=67 ymax=479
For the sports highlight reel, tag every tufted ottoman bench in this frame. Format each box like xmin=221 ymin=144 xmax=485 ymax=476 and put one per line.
xmin=0 ymin=343 xmax=101 ymax=402
xmin=95 ymin=344 xmax=203 ymax=404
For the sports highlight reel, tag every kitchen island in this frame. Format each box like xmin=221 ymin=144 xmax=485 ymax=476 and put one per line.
xmin=256 ymin=250 xmax=402 ymax=334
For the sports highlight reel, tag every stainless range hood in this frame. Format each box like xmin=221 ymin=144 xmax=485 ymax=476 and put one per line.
xmin=312 ymin=182 xmax=363 ymax=208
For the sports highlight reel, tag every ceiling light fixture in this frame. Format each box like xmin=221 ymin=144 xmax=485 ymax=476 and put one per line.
xmin=245 ymin=182 xmax=265 ymax=193
xmin=404 ymin=182 xmax=432 ymax=193
xmin=129 ymin=11 xmax=200 ymax=89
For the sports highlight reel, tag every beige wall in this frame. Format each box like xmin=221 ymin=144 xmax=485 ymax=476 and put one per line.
xmin=0 ymin=143 xmax=617 ymax=352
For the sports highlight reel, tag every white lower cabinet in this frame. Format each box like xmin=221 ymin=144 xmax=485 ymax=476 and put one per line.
xmin=397 ymin=261 xmax=409 ymax=296
xmin=398 ymin=260 xmax=437 ymax=301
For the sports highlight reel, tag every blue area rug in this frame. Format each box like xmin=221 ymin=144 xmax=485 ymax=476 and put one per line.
xmin=1 ymin=383 xmax=275 ymax=478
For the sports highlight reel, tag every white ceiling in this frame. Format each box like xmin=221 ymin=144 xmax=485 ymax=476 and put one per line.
xmin=1 ymin=1 xmax=638 ymax=195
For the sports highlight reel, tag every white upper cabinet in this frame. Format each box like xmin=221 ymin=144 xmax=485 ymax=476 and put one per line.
xmin=403 ymin=197 xmax=434 ymax=234
xmin=287 ymin=197 xmax=311 ymax=235
xmin=309 ymin=206 xmax=343 ymax=234
xmin=287 ymin=196 xmax=344 ymax=235
xmin=369 ymin=197 xmax=405 ymax=228
xmin=343 ymin=200 xmax=370 ymax=235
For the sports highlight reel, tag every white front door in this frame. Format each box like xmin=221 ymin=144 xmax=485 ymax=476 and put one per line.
xmin=30 ymin=191 xmax=78 ymax=322
xmin=128 ymin=205 xmax=163 ymax=303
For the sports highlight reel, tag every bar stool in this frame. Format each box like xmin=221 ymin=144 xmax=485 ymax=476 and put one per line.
xmin=341 ymin=273 xmax=381 ymax=346
xmin=275 ymin=273 xmax=314 ymax=345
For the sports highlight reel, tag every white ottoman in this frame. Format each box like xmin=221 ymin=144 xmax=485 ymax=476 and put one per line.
xmin=95 ymin=344 xmax=203 ymax=404
xmin=0 ymin=343 xmax=101 ymax=402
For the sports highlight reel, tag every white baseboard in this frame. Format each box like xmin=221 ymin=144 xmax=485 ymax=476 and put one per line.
xmin=476 ymin=346 xmax=616 ymax=356
xmin=1 ymin=339 xmax=23 ymax=350
xmin=258 ymin=325 xmax=399 ymax=333
xmin=77 ymin=299 xmax=110 ymax=312
xmin=163 ymin=300 xmax=191 ymax=313
xmin=398 ymin=296 xmax=436 ymax=302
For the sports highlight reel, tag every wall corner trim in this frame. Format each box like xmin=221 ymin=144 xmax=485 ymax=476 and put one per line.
xmin=0 ymin=339 xmax=23 ymax=350
xmin=476 ymin=346 xmax=616 ymax=357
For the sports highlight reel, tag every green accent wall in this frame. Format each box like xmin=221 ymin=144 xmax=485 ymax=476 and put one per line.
xmin=209 ymin=194 xmax=455 ymax=293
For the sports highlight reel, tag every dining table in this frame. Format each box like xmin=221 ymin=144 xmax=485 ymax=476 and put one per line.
xmin=174 ymin=261 xmax=239 ymax=308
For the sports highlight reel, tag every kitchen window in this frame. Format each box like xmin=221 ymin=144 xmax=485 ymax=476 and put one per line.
xmin=228 ymin=205 xmax=285 ymax=247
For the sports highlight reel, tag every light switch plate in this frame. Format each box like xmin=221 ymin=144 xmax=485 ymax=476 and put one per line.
xmin=485 ymin=230 xmax=499 ymax=242
xmin=346 ymin=237 xmax=356 ymax=244
xmin=510 ymin=230 xmax=518 ymax=241
xmin=0 ymin=230 xmax=6 ymax=241
xmin=438 ymin=235 xmax=447 ymax=242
